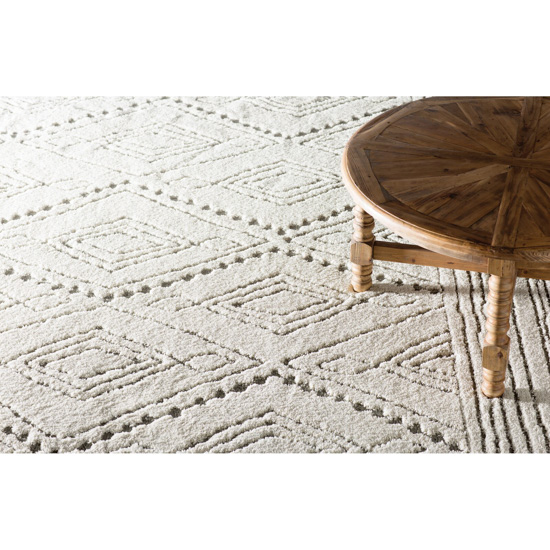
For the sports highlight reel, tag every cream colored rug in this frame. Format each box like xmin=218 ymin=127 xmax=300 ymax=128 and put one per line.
xmin=0 ymin=96 xmax=549 ymax=453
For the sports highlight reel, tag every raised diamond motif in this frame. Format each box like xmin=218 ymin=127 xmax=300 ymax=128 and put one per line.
xmin=219 ymin=160 xmax=340 ymax=205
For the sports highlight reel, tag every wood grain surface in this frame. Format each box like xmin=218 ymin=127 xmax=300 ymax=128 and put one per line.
xmin=343 ymin=97 xmax=550 ymax=265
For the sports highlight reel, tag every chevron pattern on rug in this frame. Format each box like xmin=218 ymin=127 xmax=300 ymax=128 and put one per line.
xmin=0 ymin=96 xmax=549 ymax=453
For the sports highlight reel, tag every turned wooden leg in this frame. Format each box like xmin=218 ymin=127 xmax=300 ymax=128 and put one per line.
xmin=349 ymin=205 xmax=375 ymax=293
xmin=481 ymin=260 xmax=517 ymax=398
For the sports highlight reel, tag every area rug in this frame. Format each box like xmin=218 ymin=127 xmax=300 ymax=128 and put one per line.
xmin=0 ymin=96 xmax=549 ymax=453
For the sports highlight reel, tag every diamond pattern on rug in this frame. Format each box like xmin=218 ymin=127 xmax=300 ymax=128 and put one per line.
xmin=1 ymin=96 xmax=549 ymax=453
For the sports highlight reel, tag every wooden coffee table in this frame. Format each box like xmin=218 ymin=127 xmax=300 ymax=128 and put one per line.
xmin=342 ymin=97 xmax=550 ymax=398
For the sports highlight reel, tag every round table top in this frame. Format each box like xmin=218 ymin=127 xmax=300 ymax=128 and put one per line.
xmin=342 ymin=97 xmax=550 ymax=264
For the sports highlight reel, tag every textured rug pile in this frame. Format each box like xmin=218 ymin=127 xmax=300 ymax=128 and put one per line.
xmin=0 ymin=96 xmax=549 ymax=453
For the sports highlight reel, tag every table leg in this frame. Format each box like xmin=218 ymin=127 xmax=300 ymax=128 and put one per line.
xmin=349 ymin=205 xmax=375 ymax=293
xmin=481 ymin=260 xmax=517 ymax=398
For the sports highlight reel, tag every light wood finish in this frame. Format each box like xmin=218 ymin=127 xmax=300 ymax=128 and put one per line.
xmin=372 ymin=241 xmax=488 ymax=273
xmin=371 ymin=240 xmax=550 ymax=280
xmin=350 ymin=206 xmax=375 ymax=292
xmin=343 ymin=97 xmax=550 ymax=398
xmin=481 ymin=260 xmax=517 ymax=397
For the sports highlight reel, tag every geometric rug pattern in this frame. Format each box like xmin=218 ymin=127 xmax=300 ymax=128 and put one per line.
xmin=0 ymin=96 xmax=549 ymax=452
